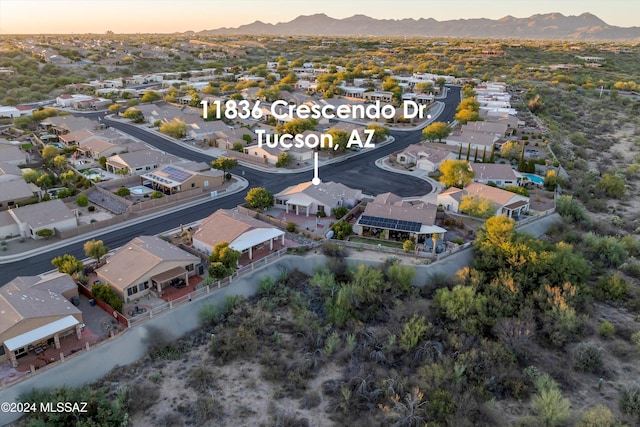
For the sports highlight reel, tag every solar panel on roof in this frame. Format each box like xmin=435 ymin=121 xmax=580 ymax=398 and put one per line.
xmin=163 ymin=166 xmax=191 ymax=183
xmin=359 ymin=215 xmax=421 ymax=232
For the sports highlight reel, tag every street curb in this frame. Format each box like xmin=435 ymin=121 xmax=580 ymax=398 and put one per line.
xmin=374 ymin=156 xmax=443 ymax=195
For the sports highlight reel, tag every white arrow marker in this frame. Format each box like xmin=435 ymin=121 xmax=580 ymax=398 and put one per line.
xmin=312 ymin=152 xmax=321 ymax=185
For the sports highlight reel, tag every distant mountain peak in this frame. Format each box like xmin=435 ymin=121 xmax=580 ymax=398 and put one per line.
xmin=198 ymin=13 xmax=639 ymax=41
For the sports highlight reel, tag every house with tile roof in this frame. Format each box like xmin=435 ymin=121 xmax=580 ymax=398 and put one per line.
xmin=470 ymin=163 xmax=522 ymax=188
xmin=443 ymin=131 xmax=498 ymax=151
xmin=58 ymin=129 xmax=94 ymax=146
xmin=396 ymin=144 xmax=457 ymax=172
xmin=8 ymin=199 xmax=77 ymax=239
xmin=192 ymin=209 xmax=285 ymax=260
xmin=437 ymin=182 xmax=529 ymax=218
xmin=75 ymin=136 xmax=124 ymax=160
xmin=0 ymin=179 xmax=37 ymax=210
xmin=96 ymin=235 xmax=200 ymax=303
xmin=105 ymin=149 xmax=181 ymax=175
xmin=0 ymin=210 xmax=19 ymax=239
xmin=141 ymin=163 xmax=224 ymax=195
xmin=40 ymin=116 xmax=98 ymax=136
xmin=0 ymin=162 xmax=24 ymax=182
xmin=0 ymin=143 xmax=26 ymax=166
xmin=274 ymin=181 xmax=362 ymax=217
xmin=461 ymin=121 xmax=509 ymax=139
xmin=354 ymin=192 xmax=446 ymax=246
xmin=0 ymin=272 xmax=83 ymax=367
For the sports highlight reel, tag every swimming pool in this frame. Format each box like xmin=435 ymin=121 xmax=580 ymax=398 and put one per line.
xmin=524 ymin=173 xmax=544 ymax=185
xmin=130 ymin=186 xmax=153 ymax=195
xmin=81 ymin=170 xmax=104 ymax=181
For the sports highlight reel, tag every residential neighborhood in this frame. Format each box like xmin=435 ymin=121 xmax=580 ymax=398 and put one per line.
xmin=1 ymin=5 xmax=639 ymax=426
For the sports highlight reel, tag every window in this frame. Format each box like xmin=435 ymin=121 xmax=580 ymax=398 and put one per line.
xmin=203 ymin=180 xmax=209 ymax=187
xmin=127 ymin=287 xmax=139 ymax=296
xmin=191 ymin=183 xmax=195 ymax=188
xmin=138 ymin=281 xmax=149 ymax=292
xmin=186 ymin=264 xmax=194 ymax=272
xmin=0 ymin=345 xmax=5 ymax=356
xmin=317 ymin=205 xmax=325 ymax=213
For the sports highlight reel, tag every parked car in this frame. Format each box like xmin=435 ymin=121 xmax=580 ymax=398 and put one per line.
xmin=182 ymin=136 xmax=195 ymax=142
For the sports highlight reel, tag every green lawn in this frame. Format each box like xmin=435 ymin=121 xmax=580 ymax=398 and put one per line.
xmin=348 ymin=236 xmax=404 ymax=249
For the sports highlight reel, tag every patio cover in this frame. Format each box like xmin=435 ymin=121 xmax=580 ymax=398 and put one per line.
xmin=284 ymin=194 xmax=313 ymax=207
xmin=4 ymin=315 xmax=79 ymax=352
xmin=230 ymin=228 xmax=285 ymax=253
xmin=503 ymin=200 xmax=529 ymax=210
xmin=419 ymin=225 xmax=447 ymax=235
xmin=151 ymin=266 xmax=187 ymax=283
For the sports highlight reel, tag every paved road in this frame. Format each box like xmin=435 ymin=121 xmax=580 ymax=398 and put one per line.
xmin=0 ymin=87 xmax=460 ymax=283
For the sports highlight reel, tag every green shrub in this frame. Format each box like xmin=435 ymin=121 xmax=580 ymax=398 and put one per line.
xmin=595 ymin=274 xmax=628 ymax=301
xmin=556 ymin=195 xmax=589 ymax=224
xmin=622 ymin=263 xmax=640 ymax=279
xmin=35 ymin=228 xmax=54 ymax=239
xmin=331 ymin=206 xmax=348 ymax=219
xmin=632 ymin=331 xmax=640 ymax=352
xmin=599 ymin=321 xmax=615 ymax=339
xmin=572 ymin=343 xmax=603 ymax=374
xmin=578 ymin=404 xmax=615 ymax=427
xmin=208 ymin=262 xmax=228 ymax=279
xmin=619 ymin=385 xmax=640 ymax=420
xmin=88 ymin=205 xmax=96 ymax=212
xmin=76 ymin=193 xmax=88 ymax=207
xmin=332 ymin=221 xmax=352 ymax=240
xmin=403 ymin=239 xmax=415 ymax=253
xmin=324 ymin=331 xmax=341 ymax=355
xmin=531 ymin=374 xmax=571 ymax=427
xmin=399 ymin=315 xmax=428 ymax=351
xmin=91 ymin=283 xmax=123 ymax=312
xmin=321 ymin=242 xmax=348 ymax=258
xmin=115 ymin=186 xmax=130 ymax=197
xmin=286 ymin=221 xmax=297 ymax=232
xmin=150 ymin=191 xmax=164 ymax=199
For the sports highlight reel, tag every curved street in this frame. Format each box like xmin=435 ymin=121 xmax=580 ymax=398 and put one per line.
xmin=0 ymin=87 xmax=460 ymax=283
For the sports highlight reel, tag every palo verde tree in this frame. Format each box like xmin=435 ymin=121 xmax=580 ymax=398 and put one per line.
xmin=459 ymin=195 xmax=497 ymax=218
xmin=422 ymin=121 xmax=451 ymax=142
xmin=122 ymin=108 xmax=144 ymax=123
xmin=141 ymin=90 xmax=162 ymax=103
xmin=366 ymin=123 xmax=390 ymax=143
xmin=51 ymin=254 xmax=84 ymax=275
xmin=439 ymin=159 xmax=474 ymax=188
xmin=211 ymin=157 xmax=238 ymax=181
xmin=210 ymin=242 xmax=241 ymax=270
xmin=84 ymin=239 xmax=109 ymax=263
xmin=244 ymin=187 xmax=274 ymax=210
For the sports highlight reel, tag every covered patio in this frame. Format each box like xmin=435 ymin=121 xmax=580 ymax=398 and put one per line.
xmin=282 ymin=195 xmax=313 ymax=217
xmin=502 ymin=200 xmax=530 ymax=218
xmin=230 ymin=228 xmax=286 ymax=260
xmin=150 ymin=266 xmax=189 ymax=296
xmin=4 ymin=315 xmax=82 ymax=368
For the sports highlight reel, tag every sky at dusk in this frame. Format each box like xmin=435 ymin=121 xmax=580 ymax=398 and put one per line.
xmin=0 ymin=0 xmax=638 ymax=34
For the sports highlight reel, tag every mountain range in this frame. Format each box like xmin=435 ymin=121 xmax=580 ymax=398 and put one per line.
xmin=199 ymin=13 xmax=640 ymax=41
